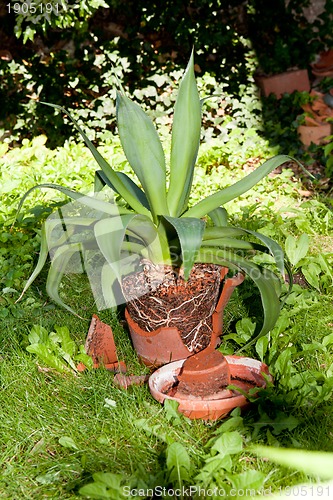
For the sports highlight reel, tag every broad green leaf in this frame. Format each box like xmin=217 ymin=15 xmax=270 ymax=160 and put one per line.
xmin=183 ymin=155 xmax=295 ymax=218
xmin=323 ymin=332 xmax=333 ymax=347
xmin=53 ymin=326 xmax=76 ymax=357
xmin=229 ymin=470 xmax=266 ymax=491
xmin=116 ymin=92 xmax=168 ymax=219
xmin=28 ymin=325 xmax=49 ymax=344
xmin=256 ymin=335 xmax=269 ymax=361
xmin=166 ymin=442 xmax=191 ymax=483
xmin=40 ymin=102 xmax=150 ymax=217
xmin=26 ymin=344 xmax=67 ymax=372
xmin=252 ymin=446 xmax=333 ymax=480
xmin=163 ymin=215 xmax=205 ymax=280
xmin=302 ymin=264 xmax=320 ymax=289
xmin=79 ymin=482 xmax=110 ymax=498
xmin=164 ymin=399 xmax=182 ymax=421
xmin=58 ymin=436 xmax=79 ymax=450
xmin=167 ymin=51 xmax=201 ymax=217
xmin=92 ymin=472 xmax=125 ymax=489
xmin=212 ymin=431 xmax=243 ymax=455
xmin=285 ymin=233 xmax=309 ymax=267
xmin=195 ymin=454 xmax=232 ymax=481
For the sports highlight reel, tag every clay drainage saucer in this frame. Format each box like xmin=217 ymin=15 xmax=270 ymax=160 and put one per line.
xmin=149 ymin=356 xmax=271 ymax=420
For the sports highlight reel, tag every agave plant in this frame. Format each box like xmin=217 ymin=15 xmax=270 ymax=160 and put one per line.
xmin=18 ymin=52 xmax=297 ymax=348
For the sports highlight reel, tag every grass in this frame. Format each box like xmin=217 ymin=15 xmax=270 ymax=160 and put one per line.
xmin=1 ymin=127 xmax=333 ymax=498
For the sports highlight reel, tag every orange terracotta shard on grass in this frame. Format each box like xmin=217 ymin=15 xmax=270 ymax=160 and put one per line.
xmin=78 ymin=314 xmax=127 ymax=373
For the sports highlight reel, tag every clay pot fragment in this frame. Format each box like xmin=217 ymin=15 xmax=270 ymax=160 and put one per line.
xmin=311 ymin=50 xmax=333 ymax=78
xmin=149 ymin=356 xmax=271 ymax=420
xmin=78 ymin=314 xmax=127 ymax=373
xmin=297 ymin=90 xmax=333 ymax=146
xmin=255 ymin=69 xmax=310 ymax=99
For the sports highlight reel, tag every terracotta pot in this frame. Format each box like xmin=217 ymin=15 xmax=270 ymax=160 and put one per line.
xmin=298 ymin=123 xmax=331 ymax=146
xmin=149 ymin=356 xmax=271 ymax=420
xmin=125 ymin=272 xmax=244 ymax=367
xmin=255 ymin=69 xmax=310 ymax=99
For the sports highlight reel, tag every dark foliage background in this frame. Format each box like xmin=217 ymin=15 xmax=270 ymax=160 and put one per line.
xmin=1 ymin=0 xmax=333 ymax=147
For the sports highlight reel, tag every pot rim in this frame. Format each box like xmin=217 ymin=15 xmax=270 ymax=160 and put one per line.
xmin=149 ymin=355 xmax=270 ymax=411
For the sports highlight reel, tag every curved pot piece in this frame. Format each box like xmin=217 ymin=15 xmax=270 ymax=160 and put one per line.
xmin=125 ymin=308 xmax=191 ymax=367
xmin=149 ymin=356 xmax=271 ymax=420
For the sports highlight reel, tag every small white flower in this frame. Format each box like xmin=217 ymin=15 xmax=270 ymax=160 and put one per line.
xmin=104 ymin=398 xmax=117 ymax=409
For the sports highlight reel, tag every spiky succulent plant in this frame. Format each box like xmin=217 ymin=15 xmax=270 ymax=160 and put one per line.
xmin=18 ymin=52 xmax=297 ymax=344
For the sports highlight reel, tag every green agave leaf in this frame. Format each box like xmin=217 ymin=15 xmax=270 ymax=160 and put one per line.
xmin=183 ymin=155 xmax=295 ymax=219
xmin=201 ymin=238 xmax=264 ymax=251
xmin=17 ymin=212 xmax=108 ymax=303
xmin=163 ymin=215 xmax=205 ymax=280
xmin=203 ymin=226 xmax=247 ymax=239
xmin=40 ymin=102 xmax=150 ymax=217
xmin=243 ymin=229 xmax=285 ymax=276
xmin=252 ymin=446 xmax=333 ymax=480
xmin=203 ymin=226 xmax=285 ymax=277
xmin=46 ymin=242 xmax=86 ymax=317
xmin=16 ymin=224 xmax=49 ymax=303
xmin=94 ymin=170 xmax=150 ymax=210
xmin=197 ymin=248 xmax=281 ymax=341
xmin=209 ymin=207 xmax=228 ymax=226
xmin=15 ymin=183 xmax=133 ymax=219
xmin=94 ymin=214 xmax=138 ymax=281
xmin=116 ymin=92 xmax=169 ymax=219
xmin=100 ymin=261 xmax=124 ymax=310
xmin=126 ymin=218 xmax=169 ymax=263
xmin=167 ymin=50 xmax=201 ymax=217
xmin=94 ymin=214 xmax=167 ymax=284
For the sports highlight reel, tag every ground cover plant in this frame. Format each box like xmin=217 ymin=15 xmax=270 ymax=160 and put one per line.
xmin=1 ymin=72 xmax=333 ymax=498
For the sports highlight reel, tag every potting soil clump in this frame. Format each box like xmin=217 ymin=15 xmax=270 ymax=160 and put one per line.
xmin=122 ymin=263 xmax=222 ymax=352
